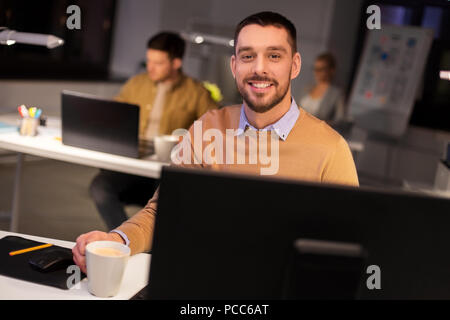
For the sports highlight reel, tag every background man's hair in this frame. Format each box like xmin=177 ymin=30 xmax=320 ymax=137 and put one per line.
xmin=147 ymin=32 xmax=186 ymax=60
xmin=316 ymin=52 xmax=336 ymax=70
xmin=234 ymin=11 xmax=297 ymax=54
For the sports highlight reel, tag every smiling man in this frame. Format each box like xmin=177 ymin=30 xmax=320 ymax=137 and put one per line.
xmin=73 ymin=12 xmax=359 ymax=270
xmin=233 ymin=22 xmax=298 ymax=119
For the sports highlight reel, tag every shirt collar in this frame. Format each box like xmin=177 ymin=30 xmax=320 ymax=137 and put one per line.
xmin=237 ymin=97 xmax=300 ymax=141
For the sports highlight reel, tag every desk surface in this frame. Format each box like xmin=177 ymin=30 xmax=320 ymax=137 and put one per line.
xmin=403 ymin=180 xmax=450 ymax=199
xmin=0 ymin=114 xmax=165 ymax=178
xmin=0 ymin=113 xmax=364 ymax=175
xmin=0 ymin=231 xmax=151 ymax=300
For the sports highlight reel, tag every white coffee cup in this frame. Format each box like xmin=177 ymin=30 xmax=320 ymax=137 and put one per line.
xmin=154 ymin=135 xmax=179 ymax=162
xmin=85 ymin=241 xmax=131 ymax=298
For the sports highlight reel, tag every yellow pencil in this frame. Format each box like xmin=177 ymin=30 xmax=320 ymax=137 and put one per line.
xmin=9 ymin=243 xmax=53 ymax=256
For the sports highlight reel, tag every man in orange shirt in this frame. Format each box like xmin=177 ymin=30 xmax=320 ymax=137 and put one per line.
xmin=73 ymin=12 xmax=358 ymax=272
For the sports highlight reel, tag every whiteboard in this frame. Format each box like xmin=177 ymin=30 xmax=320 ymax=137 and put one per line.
xmin=348 ymin=25 xmax=434 ymax=137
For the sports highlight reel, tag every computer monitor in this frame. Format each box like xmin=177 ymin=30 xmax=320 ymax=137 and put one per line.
xmin=146 ymin=166 xmax=450 ymax=299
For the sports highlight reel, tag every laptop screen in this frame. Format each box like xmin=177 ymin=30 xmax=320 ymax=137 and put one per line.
xmin=61 ymin=90 xmax=140 ymax=158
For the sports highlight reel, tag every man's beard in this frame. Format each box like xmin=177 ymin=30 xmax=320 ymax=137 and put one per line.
xmin=152 ymin=73 xmax=171 ymax=84
xmin=149 ymin=68 xmax=175 ymax=84
xmin=237 ymin=74 xmax=290 ymax=113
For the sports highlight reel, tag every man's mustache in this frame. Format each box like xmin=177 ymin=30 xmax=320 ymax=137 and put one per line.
xmin=244 ymin=75 xmax=278 ymax=85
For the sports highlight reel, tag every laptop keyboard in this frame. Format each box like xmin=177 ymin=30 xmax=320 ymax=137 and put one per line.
xmin=139 ymin=140 xmax=155 ymax=157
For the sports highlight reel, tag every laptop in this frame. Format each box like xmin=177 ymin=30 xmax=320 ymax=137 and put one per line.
xmin=61 ymin=90 xmax=154 ymax=158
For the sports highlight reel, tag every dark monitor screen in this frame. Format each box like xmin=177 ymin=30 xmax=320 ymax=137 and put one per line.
xmin=146 ymin=166 xmax=450 ymax=299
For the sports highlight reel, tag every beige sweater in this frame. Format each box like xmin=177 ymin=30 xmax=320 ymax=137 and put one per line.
xmin=116 ymin=105 xmax=359 ymax=255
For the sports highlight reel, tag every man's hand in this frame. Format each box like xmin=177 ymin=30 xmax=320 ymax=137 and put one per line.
xmin=72 ymin=231 xmax=125 ymax=274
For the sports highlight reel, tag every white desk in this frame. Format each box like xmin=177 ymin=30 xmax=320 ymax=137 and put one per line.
xmin=0 ymin=114 xmax=166 ymax=232
xmin=0 ymin=114 xmax=164 ymax=178
xmin=0 ymin=113 xmax=364 ymax=175
xmin=402 ymin=180 xmax=450 ymax=199
xmin=0 ymin=230 xmax=151 ymax=300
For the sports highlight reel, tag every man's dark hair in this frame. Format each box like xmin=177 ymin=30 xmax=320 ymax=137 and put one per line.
xmin=234 ymin=11 xmax=297 ymax=55
xmin=147 ymin=32 xmax=186 ymax=60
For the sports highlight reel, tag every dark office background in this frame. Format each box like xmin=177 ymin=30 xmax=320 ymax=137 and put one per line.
xmin=0 ymin=0 xmax=449 ymax=132
xmin=0 ymin=0 xmax=116 ymax=79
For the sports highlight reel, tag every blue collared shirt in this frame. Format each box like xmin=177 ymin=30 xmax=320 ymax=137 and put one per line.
xmin=237 ymin=98 xmax=300 ymax=141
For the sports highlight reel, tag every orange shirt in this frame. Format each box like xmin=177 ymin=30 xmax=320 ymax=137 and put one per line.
xmin=116 ymin=105 xmax=359 ymax=255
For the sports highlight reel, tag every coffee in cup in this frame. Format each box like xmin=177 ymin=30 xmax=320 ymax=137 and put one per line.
xmin=85 ymin=241 xmax=130 ymax=297
xmin=91 ymin=247 xmax=125 ymax=257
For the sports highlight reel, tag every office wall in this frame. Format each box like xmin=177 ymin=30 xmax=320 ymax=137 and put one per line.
xmin=327 ymin=0 xmax=364 ymax=91
xmin=108 ymin=0 xmax=214 ymax=80
xmin=109 ymin=0 xmax=163 ymax=78
xmin=158 ymin=0 xmax=217 ymax=90
xmin=0 ymin=80 xmax=122 ymax=116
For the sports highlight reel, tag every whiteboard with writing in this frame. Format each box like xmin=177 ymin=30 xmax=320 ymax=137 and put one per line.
xmin=348 ymin=25 xmax=433 ymax=137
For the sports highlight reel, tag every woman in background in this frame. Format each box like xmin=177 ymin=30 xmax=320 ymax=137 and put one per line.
xmin=299 ymin=52 xmax=346 ymax=122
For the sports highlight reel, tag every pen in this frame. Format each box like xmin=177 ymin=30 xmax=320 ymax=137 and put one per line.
xmin=19 ymin=105 xmax=29 ymax=118
xmin=18 ymin=105 xmax=28 ymax=118
xmin=29 ymin=107 xmax=36 ymax=118
xmin=9 ymin=243 xmax=53 ymax=256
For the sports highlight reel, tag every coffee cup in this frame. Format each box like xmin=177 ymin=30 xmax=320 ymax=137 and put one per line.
xmin=85 ymin=241 xmax=130 ymax=297
xmin=154 ymin=135 xmax=179 ymax=162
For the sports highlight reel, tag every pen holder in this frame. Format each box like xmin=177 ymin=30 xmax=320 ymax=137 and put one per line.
xmin=19 ymin=117 xmax=39 ymax=136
